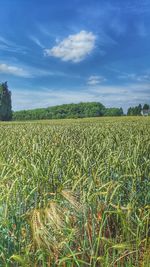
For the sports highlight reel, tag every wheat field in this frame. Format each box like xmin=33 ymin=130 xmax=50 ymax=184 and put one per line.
xmin=0 ymin=117 xmax=150 ymax=266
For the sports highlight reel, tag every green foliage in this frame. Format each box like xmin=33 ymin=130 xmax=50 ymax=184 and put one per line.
xmin=143 ymin=103 xmax=150 ymax=110
xmin=127 ymin=104 xmax=142 ymax=116
xmin=0 ymin=117 xmax=149 ymax=266
xmin=104 ymin=107 xmax=123 ymax=116
xmin=13 ymin=102 xmax=106 ymax=120
xmin=127 ymin=103 xmax=150 ymax=116
xmin=0 ymin=82 xmax=12 ymax=121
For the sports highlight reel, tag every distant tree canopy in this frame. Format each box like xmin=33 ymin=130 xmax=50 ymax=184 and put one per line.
xmin=104 ymin=107 xmax=124 ymax=116
xmin=13 ymin=102 xmax=107 ymax=120
xmin=13 ymin=102 xmax=125 ymax=121
xmin=127 ymin=104 xmax=150 ymax=116
xmin=127 ymin=104 xmax=142 ymax=116
xmin=0 ymin=82 xmax=12 ymax=121
xmin=143 ymin=103 xmax=150 ymax=110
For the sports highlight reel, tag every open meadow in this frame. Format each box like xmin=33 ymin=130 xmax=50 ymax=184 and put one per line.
xmin=0 ymin=117 xmax=150 ymax=266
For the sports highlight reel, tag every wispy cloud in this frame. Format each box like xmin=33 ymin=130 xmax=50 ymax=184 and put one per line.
xmin=123 ymin=2 xmax=150 ymax=14
xmin=0 ymin=63 xmax=30 ymax=77
xmin=44 ymin=30 xmax=96 ymax=63
xmin=37 ymin=24 xmax=54 ymax=37
xmin=0 ymin=61 xmax=80 ymax=78
xmin=118 ymin=73 xmax=137 ymax=80
xmin=118 ymin=71 xmax=150 ymax=82
xmin=0 ymin=36 xmax=27 ymax=53
xmin=29 ymin=35 xmax=45 ymax=48
xmin=105 ymin=67 xmax=150 ymax=83
xmin=87 ymin=75 xmax=106 ymax=85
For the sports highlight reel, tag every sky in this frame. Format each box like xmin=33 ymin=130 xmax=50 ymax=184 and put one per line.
xmin=0 ymin=0 xmax=150 ymax=112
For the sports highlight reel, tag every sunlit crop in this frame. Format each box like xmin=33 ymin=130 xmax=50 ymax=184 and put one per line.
xmin=0 ymin=117 xmax=149 ymax=266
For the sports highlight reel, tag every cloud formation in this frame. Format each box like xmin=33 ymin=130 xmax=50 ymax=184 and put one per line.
xmin=0 ymin=63 xmax=30 ymax=77
xmin=87 ymin=75 xmax=106 ymax=85
xmin=44 ymin=30 xmax=96 ymax=62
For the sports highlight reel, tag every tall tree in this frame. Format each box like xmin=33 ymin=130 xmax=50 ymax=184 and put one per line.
xmin=0 ymin=82 xmax=12 ymax=121
xmin=127 ymin=104 xmax=142 ymax=116
xmin=143 ymin=103 xmax=149 ymax=110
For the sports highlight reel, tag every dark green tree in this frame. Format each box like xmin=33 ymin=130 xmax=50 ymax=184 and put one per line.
xmin=104 ymin=107 xmax=124 ymax=116
xmin=127 ymin=104 xmax=142 ymax=116
xmin=127 ymin=107 xmax=132 ymax=116
xmin=143 ymin=103 xmax=149 ymax=110
xmin=0 ymin=82 xmax=12 ymax=121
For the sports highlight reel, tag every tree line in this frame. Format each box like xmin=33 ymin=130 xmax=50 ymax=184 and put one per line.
xmin=0 ymin=82 xmax=149 ymax=121
xmin=127 ymin=104 xmax=150 ymax=116
xmin=12 ymin=103 xmax=124 ymax=121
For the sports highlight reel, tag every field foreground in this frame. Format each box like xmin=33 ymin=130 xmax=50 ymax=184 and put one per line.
xmin=0 ymin=117 xmax=150 ymax=266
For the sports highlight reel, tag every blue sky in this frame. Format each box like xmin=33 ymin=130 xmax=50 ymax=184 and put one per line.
xmin=0 ymin=0 xmax=150 ymax=112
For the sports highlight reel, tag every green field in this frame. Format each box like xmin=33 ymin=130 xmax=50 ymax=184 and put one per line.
xmin=0 ymin=117 xmax=150 ymax=266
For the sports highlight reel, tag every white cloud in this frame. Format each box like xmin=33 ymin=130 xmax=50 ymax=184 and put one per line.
xmin=87 ymin=75 xmax=106 ymax=85
xmin=0 ymin=63 xmax=30 ymax=77
xmin=44 ymin=30 xmax=96 ymax=63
